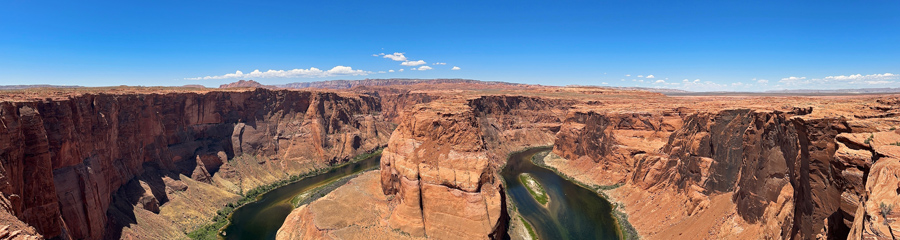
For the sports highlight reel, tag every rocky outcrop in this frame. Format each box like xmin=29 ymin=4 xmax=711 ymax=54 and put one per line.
xmin=279 ymin=95 xmax=571 ymax=239
xmin=274 ymin=89 xmax=899 ymax=240
xmin=546 ymin=107 xmax=899 ymax=239
xmin=843 ymin=130 xmax=900 ymax=239
xmin=365 ymin=89 xmax=437 ymax=123
xmin=552 ymin=110 xmax=681 ymax=186
xmin=379 ymin=102 xmax=506 ymax=239
xmin=0 ymin=89 xmax=390 ymax=239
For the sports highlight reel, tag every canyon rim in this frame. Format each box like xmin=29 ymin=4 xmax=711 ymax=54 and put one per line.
xmin=0 ymin=81 xmax=897 ymax=239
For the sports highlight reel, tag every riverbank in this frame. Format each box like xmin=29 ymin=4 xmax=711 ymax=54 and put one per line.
xmin=290 ymin=168 xmax=374 ymax=208
xmin=502 ymin=147 xmax=621 ymax=239
xmin=530 ymin=150 xmax=640 ymax=240
xmin=500 ymin=146 xmax=549 ymax=240
xmin=188 ymin=148 xmax=383 ymax=240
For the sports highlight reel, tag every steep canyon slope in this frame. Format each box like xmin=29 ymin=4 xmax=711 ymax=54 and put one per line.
xmin=0 ymin=88 xmax=391 ymax=239
xmin=3 ymin=83 xmax=900 ymax=240
xmin=279 ymin=84 xmax=900 ymax=240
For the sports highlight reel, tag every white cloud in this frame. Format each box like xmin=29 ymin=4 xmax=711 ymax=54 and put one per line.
xmin=383 ymin=52 xmax=407 ymax=61
xmin=372 ymin=54 xmax=379 ymax=57
xmin=822 ymin=73 xmax=897 ymax=82
xmin=779 ymin=73 xmax=898 ymax=86
xmin=781 ymin=76 xmax=807 ymax=81
xmin=186 ymin=66 xmax=370 ymax=80
xmin=646 ymin=75 xmax=655 ymax=79
xmin=451 ymin=66 xmax=461 ymax=70
xmin=433 ymin=62 xmax=447 ymax=65
xmin=602 ymin=82 xmax=608 ymax=84
xmin=637 ymin=75 xmax=644 ymax=78
xmin=779 ymin=76 xmax=808 ymax=85
xmin=625 ymin=74 xmax=631 ymax=77
xmin=388 ymin=69 xmax=395 ymax=72
xmin=755 ymin=78 xmax=769 ymax=84
xmin=654 ymin=80 xmax=665 ymax=84
xmin=378 ymin=71 xmax=386 ymax=73
xmin=417 ymin=66 xmax=433 ymax=71
xmin=401 ymin=60 xmax=427 ymax=66
xmin=399 ymin=69 xmax=405 ymax=72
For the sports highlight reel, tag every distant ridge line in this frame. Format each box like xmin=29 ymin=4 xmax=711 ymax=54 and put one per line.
xmin=0 ymin=85 xmax=82 ymax=90
xmin=274 ymin=78 xmax=526 ymax=89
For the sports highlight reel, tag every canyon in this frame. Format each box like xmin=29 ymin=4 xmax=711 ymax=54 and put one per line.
xmin=0 ymin=81 xmax=899 ymax=240
xmin=0 ymin=88 xmax=392 ymax=239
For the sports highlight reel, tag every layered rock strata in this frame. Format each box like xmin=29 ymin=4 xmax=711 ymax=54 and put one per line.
xmin=548 ymin=98 xmax=900 ymax=239
xmin=0 ymin=89 xmax=390 ymax=239
xmin=378 ymin=102 xmax=506 ymax=239
xmin=279 ymin=95 xmax=573 ymax=239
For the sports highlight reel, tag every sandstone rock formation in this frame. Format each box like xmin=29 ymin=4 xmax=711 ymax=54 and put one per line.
xmin=546 ymin=95 xmax=900 ymax=239
xmin=0 ymin=88 xmax=390 ymax=239
xmin=4 ymin=82 xmax=900 ymax=240
xmin=378 ymin=102 xmax=506 ymax=239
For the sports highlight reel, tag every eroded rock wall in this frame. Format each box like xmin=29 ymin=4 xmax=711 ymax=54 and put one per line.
xmin=379 ymin=102 xmax=505 ymax=239
xmin=0 ymin=89 xmax=390 ymax=239
xmin=378 ymin=96 xmax=570 ymax=239
xmin=548 ymin=107 xmax=898 ymax=239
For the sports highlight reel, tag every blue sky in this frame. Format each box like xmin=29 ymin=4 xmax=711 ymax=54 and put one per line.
xmin=1 ymin=1 xmax=898 ymax=91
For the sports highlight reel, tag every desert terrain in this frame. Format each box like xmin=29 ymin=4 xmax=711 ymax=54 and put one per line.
xmin=0 ymin=79 xmax=898 ymax=240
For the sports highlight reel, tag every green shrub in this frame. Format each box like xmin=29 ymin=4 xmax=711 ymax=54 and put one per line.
xmin=519 ymin=173 xmax=549 ymax=205
xmin=519 ymin=216 xmax=537 ymax=239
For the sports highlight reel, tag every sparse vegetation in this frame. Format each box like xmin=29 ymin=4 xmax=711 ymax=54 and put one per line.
xmin=883 ymin=202 xmax=895 ymax=221
xmin=187 ymin=148 xmax=383 ymax=240
xmin=881 ymin=202 xmax=896 ymax=240
xmin=519 ymin=173 xmax=549 ymax=205
xmin=891 ymin=127 xmax=897 ymax=131
xmin=891 ymin=142 xmax=900 ymax=147
xmin=865 ymin=134 xmax=875 ymax=145
xmin=519 ymin=216 xmax=538 ymax=240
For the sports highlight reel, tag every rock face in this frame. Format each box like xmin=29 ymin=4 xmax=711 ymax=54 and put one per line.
xmin=0 ymin=89 xmax=390 ymax=239
xmin=277 ymin=95 xmax=570 ymax=240
xmin=547 ymin=105 xmax=900 ymax=239
xmin=271 ymin=88 xmax=900 ymax=240
xmin=379 ymin=102 xmax=506 ymax=239
xmin=843 ymin=130 xmax=900 ymax=239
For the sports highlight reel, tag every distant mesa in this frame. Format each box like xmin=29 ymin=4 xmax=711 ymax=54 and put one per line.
xmin=218 ymin=80 xmax=268 ymax=88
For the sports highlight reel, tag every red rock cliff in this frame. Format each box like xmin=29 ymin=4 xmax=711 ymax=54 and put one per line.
xmin=0 ymin=89 xmax=390 ymax=239
xmin=550 ymin=107 xmax=893 ymax=239
xmin=379 ymin=102 xmax=507 ymax=239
